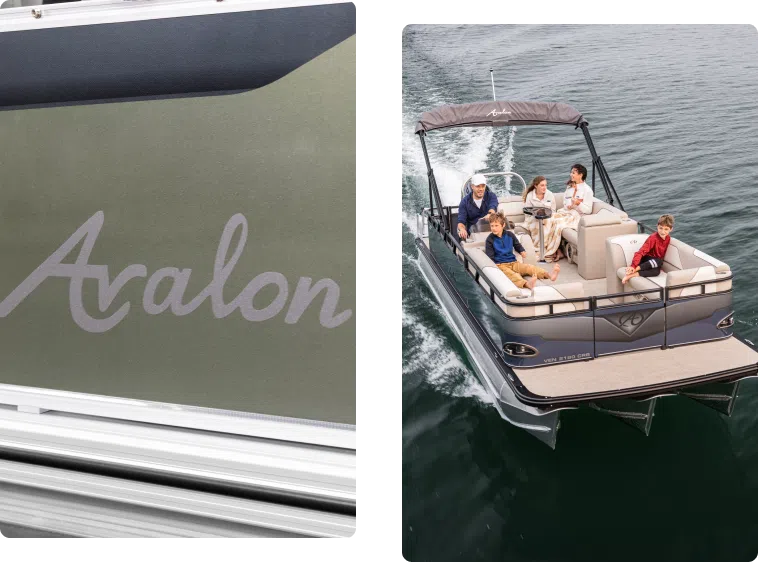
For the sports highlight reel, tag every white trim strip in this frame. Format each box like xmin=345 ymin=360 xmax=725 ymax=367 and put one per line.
xmin=0 ymin=383 xmax=355 ymax=450
xmin=0 ymin=0 xmax=345 ymax=32
xmin=0 ymin=459 xmax=354 ymax=537
xmin=0 ymin=407 xmax=355 ymax=507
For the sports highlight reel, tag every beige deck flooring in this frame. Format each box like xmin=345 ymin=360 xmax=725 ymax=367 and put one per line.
xmin=534 ymin=257 xmax=608 ymax=297
xmin=514 ymin=338 xmax=758 ymax=398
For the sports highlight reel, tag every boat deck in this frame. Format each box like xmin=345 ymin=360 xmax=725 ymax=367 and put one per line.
xmin=533 ymin=256 xmax=608 ymax=297
xmin=513 ymin=337 xmax=758 ymax=398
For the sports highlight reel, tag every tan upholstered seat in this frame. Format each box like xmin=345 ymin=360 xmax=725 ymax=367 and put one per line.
xmin=461 ymin=245 xmax=585 ymax=317
xmin=497 ymin=195 xmax=527 ymax=225
xmin=606 ymin=234 xmax=731 ymax=301
xmin=564 ymin=201 xmax=637 ymax=280
xmin=462 ymin=230 xmax=537 ymax=265
xmin=562 ymin=228 xmax=578 ymax=247
xmin=502 ymin=282 xmax=588 ymax=317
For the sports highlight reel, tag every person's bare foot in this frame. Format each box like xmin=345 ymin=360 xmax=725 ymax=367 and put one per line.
xmin=621 ymin=273 xmax=631 ymax=285
xmin=549 ymin=264 xmax=561 ymax=282
xmin=556 ymin=249 xmax=565 ymax=260
xmin=525 ymin=277 xmax=537 ymax=290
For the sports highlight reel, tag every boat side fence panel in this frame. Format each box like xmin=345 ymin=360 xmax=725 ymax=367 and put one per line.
xmin=665 ymin=290 xmax=733 ymax=347
xmin=593 ymin=295 xmax=666 ymax=356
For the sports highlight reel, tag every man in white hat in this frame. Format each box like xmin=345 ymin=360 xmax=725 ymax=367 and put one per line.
xmin=456 ymin=173 xmax=498 ymax=241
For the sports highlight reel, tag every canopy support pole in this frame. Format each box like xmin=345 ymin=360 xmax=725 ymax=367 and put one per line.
xmin=418 ymin=132 xmax=447 ymax=229
xmin=489 ymin=69 xmax=496 ymax=101
xmin=580 ymin=123 xmax=625 ymax=212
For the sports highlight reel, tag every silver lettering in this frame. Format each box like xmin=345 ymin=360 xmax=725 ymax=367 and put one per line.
xmin=0 ymin=212 xmax=352 ymax=332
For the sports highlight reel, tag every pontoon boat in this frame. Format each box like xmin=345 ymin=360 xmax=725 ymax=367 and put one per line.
xmin=414 ymin=100 xmax=758 ymax=448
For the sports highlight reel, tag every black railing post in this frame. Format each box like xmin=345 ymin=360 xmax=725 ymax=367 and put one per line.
xmin=591 ymin=296 xmax=597 ymax=358
xmin=662 ymin=286 xmax=668 ymax=348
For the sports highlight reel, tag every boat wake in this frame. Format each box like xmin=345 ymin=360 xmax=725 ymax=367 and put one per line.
xmin=402 ymin=306 xmax=493 ymax=405
xmin=402 ymin=95 xmax=518 ymax=409
xmin=501 ymin=126 xmax=518 ymax=192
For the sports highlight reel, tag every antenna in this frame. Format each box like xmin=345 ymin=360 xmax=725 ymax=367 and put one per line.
xmin=490 ymin=68 xmax=496 ymax=101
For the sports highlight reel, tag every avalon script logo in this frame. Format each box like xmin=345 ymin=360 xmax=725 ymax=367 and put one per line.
xmin=0 ymin=212 xmax=352 ymax=333
xmin=607 ymin=308 xmax=654 ymax=336
xmin=485 ymin=109 xmax=512 ymax=118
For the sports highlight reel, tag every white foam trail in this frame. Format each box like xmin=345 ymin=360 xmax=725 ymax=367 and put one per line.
xmin=431 ymin=165 xmax=467 ymax=207
xmin=402 ymin=252 xmax=421 ymax=277
xmin=402 ymin=126 xmax=427 ymax=183
xmin=401 ymin=211 xmax=418 ymax=236
xmin=402 ymin=91 xmax=498 ymax=407
xmin=402 ymin=306 xmax=493 ymax=405
xmin=501 ymin=126 xmax=518 ymax=193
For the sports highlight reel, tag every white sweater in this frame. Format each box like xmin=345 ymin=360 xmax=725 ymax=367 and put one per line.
xmin=523 ymin=190 xmax=556 ymax=211
xmin=562 ymin=182 xmax=594 ymax=215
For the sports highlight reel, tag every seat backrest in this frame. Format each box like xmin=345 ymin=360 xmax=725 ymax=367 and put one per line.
xmin=664 ymin=239 xmax=731 ymax=297
xmin=606 ymin=234 xmax=732 ymax=297
xmin=497 ymin=195 xmax=526 ymax=225
xmin=605 ymin=233 xmax=722 ymax=271
xmin=462 ymin=231 xmax=492 ymax=247
xmin=605 ymin=234 xmax=650 ymax=295
xmin=554 ymin=192 xmax=565 ymax=210
xmin=503 ymin=282 xmax=587 ymax=317
xmin=463 ymin=231 xmax=535 ymax=264
xmin=666 ymin=266 xmax=732 ymax=298
xmin=605 ymin=233 xmax=647 ymax=269
xmin=663 ymin=238 xmax=728 ymax=272
xmin=591 ymin=200 xmax=628 ymax=219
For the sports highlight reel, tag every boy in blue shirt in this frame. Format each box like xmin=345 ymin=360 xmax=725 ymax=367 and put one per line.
xmin=485 ymin=214 xmax=560 ymax=290
xmin=457 ymin=173 xmax=499 ymax=240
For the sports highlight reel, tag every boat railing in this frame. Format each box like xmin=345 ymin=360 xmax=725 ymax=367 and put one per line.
xmin=425 ymin=209 xmax=732 ymax=319
xmin=431 ymin=214 xmax=596 ymax=315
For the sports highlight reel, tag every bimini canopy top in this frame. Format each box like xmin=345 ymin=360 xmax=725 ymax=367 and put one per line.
xmin=415 ymin=100 xmax=587 ymax=134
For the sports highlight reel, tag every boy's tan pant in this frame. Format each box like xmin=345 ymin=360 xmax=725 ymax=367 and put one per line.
xmin=497 ymin=262 xmax=550 ymax=288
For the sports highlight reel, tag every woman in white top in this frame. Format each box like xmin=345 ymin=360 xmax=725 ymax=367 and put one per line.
xmin=522 ymin=175 xmax=556 ymax=252
xmin=539 ymin=164 xmax=594 ymax=261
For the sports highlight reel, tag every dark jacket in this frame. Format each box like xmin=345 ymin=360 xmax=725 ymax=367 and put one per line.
xmin=457 ymin=188 xmax=499 ymax=231
xmin=485 ymin=231 xmax=525 ymax=264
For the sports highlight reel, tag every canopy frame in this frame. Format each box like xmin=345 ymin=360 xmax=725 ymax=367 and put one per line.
xmin=415 ymin=100 xmax=624 ymax=230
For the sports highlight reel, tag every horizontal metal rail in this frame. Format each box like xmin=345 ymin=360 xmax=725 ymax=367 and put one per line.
xmin=424 ymin=210 xmax=733 ymax=318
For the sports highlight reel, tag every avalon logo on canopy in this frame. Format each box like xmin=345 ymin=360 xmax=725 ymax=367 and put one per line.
xmin=0 ymin=212 xmax=352 ymax=333
xmin=485 ymin=109 xmax=512 ymax=117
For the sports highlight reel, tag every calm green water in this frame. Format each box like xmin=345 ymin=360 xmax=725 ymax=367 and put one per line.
xmin=402 ymin=25 xmax=758 ymax=562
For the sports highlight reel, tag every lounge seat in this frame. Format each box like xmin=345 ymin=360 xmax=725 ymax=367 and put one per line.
xmin=462 ymin=230 xmax=537 ymax=266
xmin=606 ymin=234 xmax=732 ymax=301
xmin=462 ymin=246 xmax=586 ymax=317
xmin=502 ymin=281 xmax=587 ymax=318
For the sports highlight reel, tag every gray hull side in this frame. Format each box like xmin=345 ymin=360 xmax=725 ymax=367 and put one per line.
xmin=417 ymin=244 xmax=565 ymax=448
